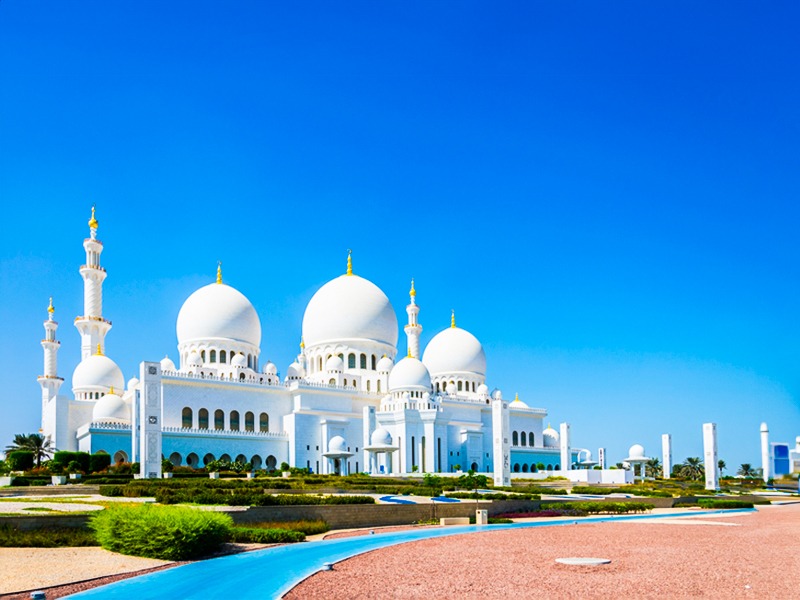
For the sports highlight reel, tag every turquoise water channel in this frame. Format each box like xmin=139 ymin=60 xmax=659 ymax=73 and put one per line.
xmin=66 ymin=509 xmax=753 ymax=599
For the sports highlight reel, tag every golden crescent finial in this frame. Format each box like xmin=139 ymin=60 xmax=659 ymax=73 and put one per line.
xmin=88 ymin=205 xmax=98 ymax=229
xmin=451 ymin=309 xmax=456 ymax=328
xmin=216 ymin=261 xmax=222 ymax=284
xmin=47 ymin=297 xmax=55 ymax=314
xmin=96 ymin=343 xmax=103 ymax=356
xmin=410 ymin=278 xmax=416 ymax=298
xmin=300 ymin=337 xmax=305 ymax=350
xmin=346 ymin=249 xmax=353 ymax=276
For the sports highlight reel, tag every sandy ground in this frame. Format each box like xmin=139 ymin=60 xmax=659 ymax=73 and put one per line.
xmin=3 ymin=503 xmax=798 ymax=599
xmin=286 ymin=503 xmax=800 ymax=600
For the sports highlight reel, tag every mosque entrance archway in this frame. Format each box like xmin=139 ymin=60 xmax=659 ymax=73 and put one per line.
xmin=333 ymin=458 xmax=341 ymax=475
xmin=471 ymin=462 xmax=478 ymax=472
xmin=113 ymin=450 xmax=128 ymax=464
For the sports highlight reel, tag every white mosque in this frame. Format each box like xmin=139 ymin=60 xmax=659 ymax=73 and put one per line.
xmin=38 ymin=209 xmax=577 ymax=479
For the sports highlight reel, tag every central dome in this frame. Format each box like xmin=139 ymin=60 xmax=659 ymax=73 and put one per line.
xmin=302 ymin=274 xmax=398 ymax=348
xmin=176 ymin=282 xmax=261 ymax=347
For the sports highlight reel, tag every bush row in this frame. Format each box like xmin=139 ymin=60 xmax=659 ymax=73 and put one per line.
xmin=0 ymin=525 xmax=98 ymax=548
xmin=696 ymin=499 xmax=755 ymax=509
xmin=541 ymin=501 xmax=654 ymax=514
xmin=445 ymin=492 xmax=539 ymax=501
xmin=153 ymin=488 xmax=376 ymax=506
xmin=571 ymin=486 xmax=673 ymax=497
xmin=229 ymin=527 xmax=305 ymax=544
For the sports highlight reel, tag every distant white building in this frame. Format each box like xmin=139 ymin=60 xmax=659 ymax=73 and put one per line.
xmin=39 ymin=208 xmax=576 ymax=476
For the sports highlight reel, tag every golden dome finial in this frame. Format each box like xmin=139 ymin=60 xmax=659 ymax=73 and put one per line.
xmin=514 ymin=392 xmax=519 ymax=402
xmin=409 ymin=278 xmax=416 ymax=298
xmin=47 ymin=297 xmax=55 ymax=315
xmin=407 ymin=347 xmax=412 ymax=358
xmin=346 ymin=249 xmax=353 ymax=276
xmin=451 ymin=309 xmax=456 ymax=328
xmin=300 ymin=337 xmax=305 ymax=350
xmin=109 ymin=385 xmax=115 ymax=395
xmin=95 ymin=343 xmax=103 ymax=356
xmin=216 ymin=261 xmax=222 ymax=284
xmin=88 ymin=205 xmax=98 ymax=229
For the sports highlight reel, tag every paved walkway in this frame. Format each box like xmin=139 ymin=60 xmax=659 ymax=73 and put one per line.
xmin=65 ymin=509 xmax=753 ymax=599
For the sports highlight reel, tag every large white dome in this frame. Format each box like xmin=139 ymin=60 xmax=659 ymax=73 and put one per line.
xmin=72 ymin=354 xmax=125 ymax=393
xmin=388 ymin=357 xmax=432 ymax=392
xmin=176 ymin=282 xmax=261 ymax=347
xmin=422 ymin=326 xmax=486 ymax=377
xmin=302 ymin=275 xmax=398 ymax=348
xmin=92 ymin=391 xmax=130 ymax=422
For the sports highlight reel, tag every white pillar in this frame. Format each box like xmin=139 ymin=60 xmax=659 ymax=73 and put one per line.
xmin=760 ymin=422 xmax=770 ymax=483
xmin=492 ymin=397 xmax=510 ymax=487
xmin=703 ymin=422 xmax=719 ymax=491
xmin=138 ymin=362 xmax=163 ymax=479
xmin=560 ymin=423 xmax=571 ymax=471
xmin=662 ymin=433 xmax=672 ymax=479
xmin=597 ymin=447 xmax=606 ymax=469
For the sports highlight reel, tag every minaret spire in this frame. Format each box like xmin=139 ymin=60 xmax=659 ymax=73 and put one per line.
xmin=404 ymin=278 xmax=422 ymax=359
xmin=75 ymin=206 xmax=112 ymax=359
xmin=39 ymin=297 xmax=64 ymax=435
xmin=451 ymin=309 xmax=456 ymax=328
xmin=346 ymin=249 xmax=353 ymax=276
xmin=216 ymin=261 xmax=222 ymax=284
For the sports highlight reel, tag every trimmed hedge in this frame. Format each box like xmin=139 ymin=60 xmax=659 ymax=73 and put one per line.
xmin=7 ymin=451 xmax=34 ymax=471
xmin=446 ymin=492 xmax=539 ymax=501
xmin=90 ymin=504 xmax=232 ymax=560
xmin=697 ymin=499 xmax=755 ymax=509
xmin=89 ymin=452 xmax=112 ymax=473
xmin=229 ymin=527 xmax=305 ymax=543
xmin=153 ymin=488 xmax=376 ymax=506
xmin=541 ymin=501 xmax=654 ymax=514
xmin=52 ymin=451 xmax=91 ymax=472
xmin=0 ymin=525 xmax=98 ymax=548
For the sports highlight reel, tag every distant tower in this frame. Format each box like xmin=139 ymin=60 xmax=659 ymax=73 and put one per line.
xmin=74 ymin=207 xmax=111 ymax=359
xmin=662 ymin=433 xmax=672 ymax=479
xmin=38 ymin=297 xmax=63 ymax=429
xmin=703 ymin=422 xmax=719 ymax=491
xmin=760 ymin=422 xmax=770 ymax=483
xmin=404 ymin=279 xmax=422 ymax=359
xmin=597 ymin=447 xmax=606 ymax=469
xmin=560 ymin=422 xmax=571 ymax=471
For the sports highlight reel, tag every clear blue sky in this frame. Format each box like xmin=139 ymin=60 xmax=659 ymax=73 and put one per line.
xmin=1 ymin=2 xmax=798 ymax=470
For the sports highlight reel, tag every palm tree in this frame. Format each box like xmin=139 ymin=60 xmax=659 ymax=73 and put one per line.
xmin=5 ymin=433 xmax=53 ymax=468
xmin=717 ymin=459 xmax=726 ymax=475
xmin=679 ymin=457 xmax=705 ymax=481
xmin=645 ymin=457 xmax=662 ymax=478
xmin=737 ymin=463 xmax=756 ymax=477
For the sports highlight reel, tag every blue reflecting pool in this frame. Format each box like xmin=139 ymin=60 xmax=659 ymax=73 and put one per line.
xmin=66 ymin=509 xmax=753 ymax=599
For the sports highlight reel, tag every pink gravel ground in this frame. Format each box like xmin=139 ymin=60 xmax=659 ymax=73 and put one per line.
xmin=286 ymin=503 xmax=800 ymax=599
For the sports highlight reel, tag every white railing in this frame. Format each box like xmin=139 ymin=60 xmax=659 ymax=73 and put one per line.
xmin=161 ymin=426 xmax=288 ymax=439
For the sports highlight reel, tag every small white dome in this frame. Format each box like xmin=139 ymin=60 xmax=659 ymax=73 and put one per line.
xmin=628 ymin=444 xmax=646 ymax=459
xmin=262 ymin=361 xmax=277 ymax=375
xmin=370 ymin=428 xmax=392 ymax=446
xmin=388 ymin=357 xmax=431 ymax=392
xmin=509 ymin=394 xmax=528 ymax=408
xmin=187 ymin=351 xmax=202 ymax=366
xmin=160 ymin=356 xmax=176 ymax=371
xmin=72 ymin=354 xmax=125 ymax=394
xmin=92 ymin=391 xmax=129 ymax=422
xmin=127 ymin=377 xmax=139 ymax=391
xmin=326 ymin=355 xmax=344 ymax=372
xmin=477 ymin=384 xmax=489 ymax=396
xmin=377 ymin=355 xmax=394 ymax=372
xmin=231 ymin=352 xmax=247 ymax=367
xmin=176 ymin=282 xmax=261 ymax=348
xmin=543 ymin=425 xmax=560 ymax=448
xmin=286 ymin=362 xmax=305 ymax=380
xmin=491 ymin=388 xmax=503 ymax=400
xmin=422 ymin=326 xmax=486 ymax=378
xmin=302 ymin=274 xmax=398 ymax=348
xmin=328 ymin=435 xmax=347 ymax=453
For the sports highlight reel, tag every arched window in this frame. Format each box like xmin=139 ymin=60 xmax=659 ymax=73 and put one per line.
xmin=329 ymin=378 xmax=336 ymax=385
xmin=220 ymin=350 xmax=227 ymax=364
xmin=259 ymin=412 xmax=269 ymax=432
xmin=113 ymin=450 xmax=128 ymax=464
xmin=512 ymin=431 xmax=519 ymax=446
xmin=169 ymin=452 xmax=182 ymax=466
xmin=472 ymin=382 xmax=476 ymax=392
xmin=203 ymin=453 xmax=216 ymax=466
xmin=230 ymin=410 xmax=240 ymax=431
xmin=248 ymin=355 xmax=253 ymax=369
xmin=377 ymin=380 xmax=381 ymax=392
xmin=360 ymin=353 xmax=367 ymax=369
xmin=186 ymin=453 xmax=199 ymax=467
xmin=182 ymin=407 xmax=192 ymax=428
xmin=529 ymin=432 xmax=534 ymax=446
xmin=245 ymin=411 xmax=254 ymax=432
xmin=265 ymin=455 xmax=276 ymax=470
xmin=198 ymin=408 xmax=209 ymax=429
xmin=201 ymin=350 xmax=206 ymax=362
xmin=555 ymin=464 xmax=560 ymax=470
xmin=513 ymin=463 xmax=520 ymax=472
xmin=531 ymin=463 xmax=537 ymax=472
xmin=235 ymin=454 xmax=247 ymax=465
xmin=457 ymin=381 xmax=463 ymax=391
xmin=210 ymin=349 xmax=217 ymax=363
xmin=214 ymin=409 xmax=224 ymax=430
xmin=547 ymin=464 xmax=553 ymax=471
xmin=348 ymin=353 xmax=356 ymax=368
xmin=371 ymin=355 xmax=377 ymax=370
xmin=522 ymin=464 xmax=529 ymax=473
xmin=344 ymin=379 xmax=348 ymax=386
xmin=318 ymin=356 xmax=323 ymax=371
xmin=239 ymin=373 xmax=246 ymax=381
xmin=520 ymin=432 xmax=527 ymax=447
xmin=366 ymin=380 xmax=371 ymax=392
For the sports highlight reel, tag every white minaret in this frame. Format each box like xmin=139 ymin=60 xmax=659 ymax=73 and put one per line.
xmin=492 ymin=394 xmax=511 ymax=486
xmin=74 ymin=206 xmax=112 ymax=360
xmin=560 ymin=422 xmax=571 ymax=471
xmin=38 ymin=297 xmax=64 ymax=428
xmin=662 ymin=433 xmax=672 ymax=479
xmin=760 ymin=422 xmax=770 ymax=483
xmin=703 ymin=422 xmax=719 ymax=491
xmin=404 ymin=279 xmax=422 ymax=359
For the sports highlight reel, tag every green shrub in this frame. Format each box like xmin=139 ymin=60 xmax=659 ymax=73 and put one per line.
xmin=52 ymin=451 xmax=91 ymax=473
xmin=243 ymin=520 xmax=329 ymax=535
xmin=0 ymin=525 xmax=98 ymax=548
xmin=541 ymin=501 xmax=653 ymax=514
xmin=229 ymin=527 xmax=305 ymax=543
xmin=99 ymin=484 xmax=125 ymax=497
xmin=90 ymin=504 xmax=232 ymax=560
xmin=89 ymin=452 xmax=112 ymax=473
xmin=7 ymin=451 xmax=34 ymax=471
xmin=697 ymin=499 xmax=755 ymax=509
